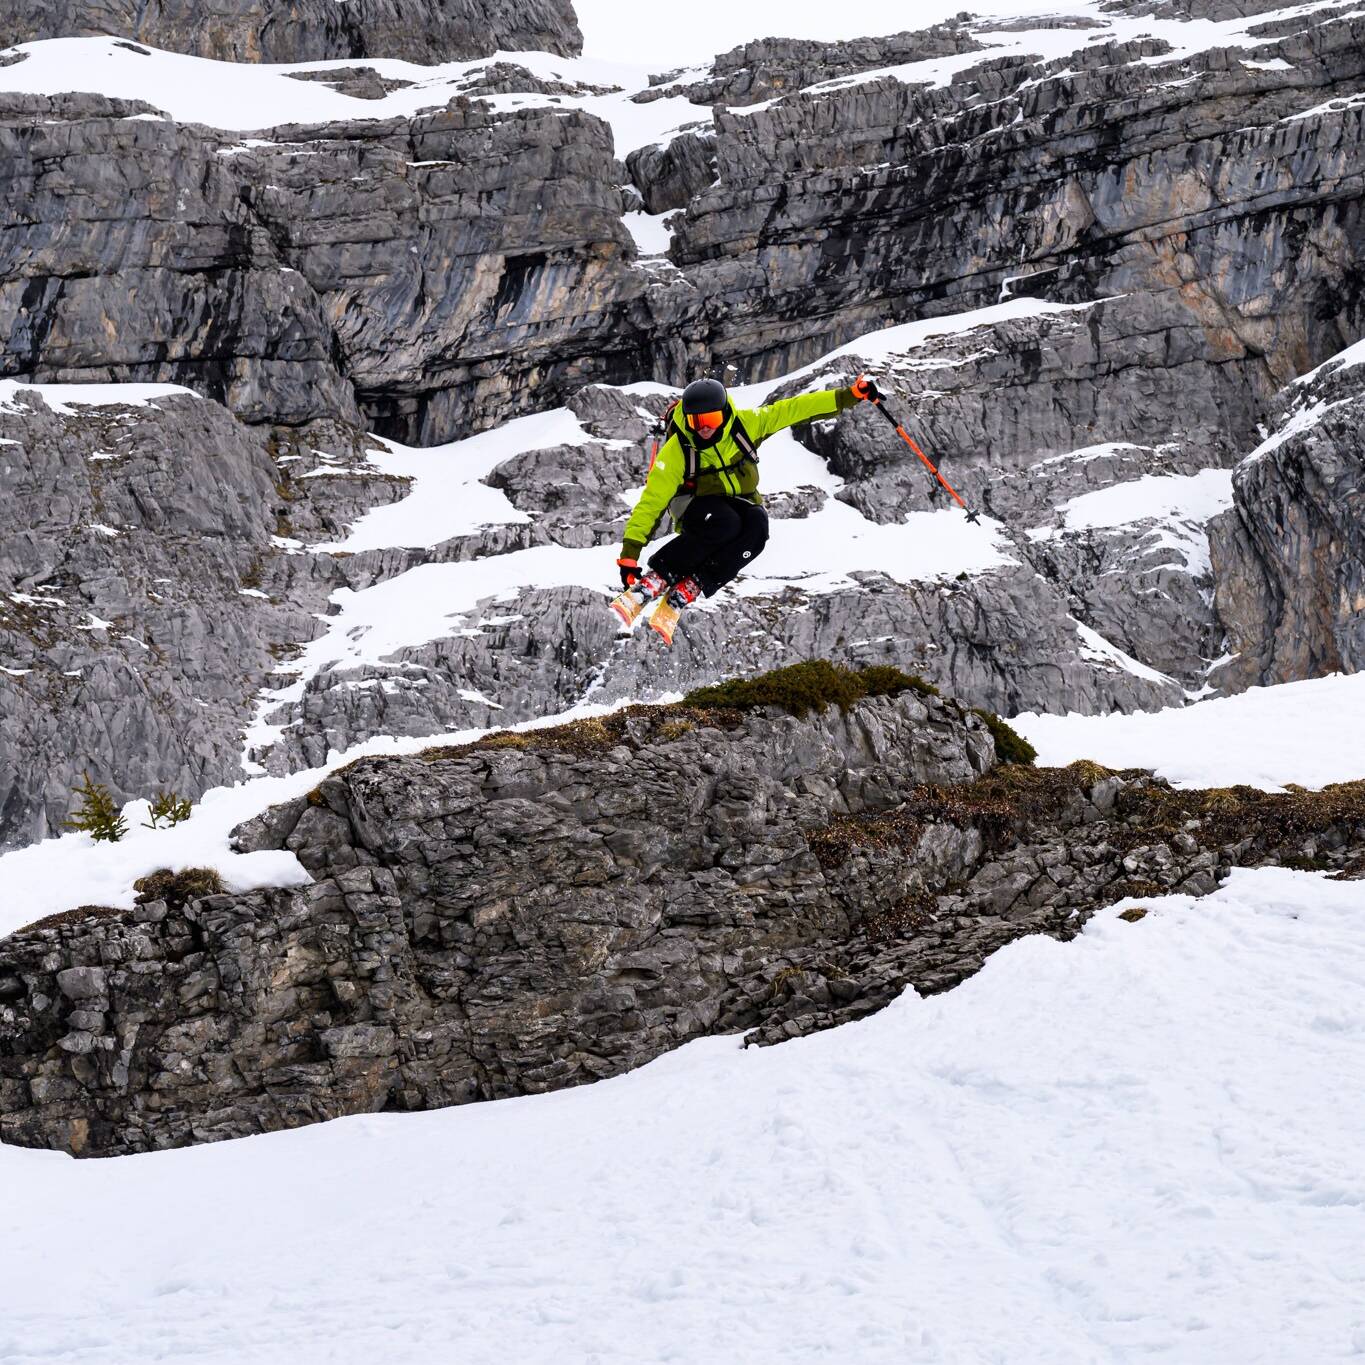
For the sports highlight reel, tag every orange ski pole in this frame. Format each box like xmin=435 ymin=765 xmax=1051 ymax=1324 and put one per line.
xmin=866 ymin=383 xmax=980 ymax=524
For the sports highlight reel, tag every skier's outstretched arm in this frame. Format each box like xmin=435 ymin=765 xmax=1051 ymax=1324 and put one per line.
xmin=620 ymin=434 xmax=686 ymax=566
xmin=746 ymin=376 xmax=874 ymax=440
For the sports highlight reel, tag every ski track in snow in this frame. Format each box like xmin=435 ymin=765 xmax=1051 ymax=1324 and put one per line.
xmin=2 ymin=866 xmax=1363 ymax=1363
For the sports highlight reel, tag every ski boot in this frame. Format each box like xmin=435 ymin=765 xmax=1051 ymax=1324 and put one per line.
xmin=609 ymin=569 xmax=667 ymax=628
xmin=647 ymin=576 xmax=702 ymax=647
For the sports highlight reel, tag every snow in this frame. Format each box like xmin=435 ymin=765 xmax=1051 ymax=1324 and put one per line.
xmin=0 ymin=0 xmax=1337 ymax=169
xmin=1014 ymin=671 xmax=1365 ymax=789
xmin=1027 ymin=469 xmax=1235 ymax=575
xmin=622 ymin=209 xmax=676 ymax=257
xmin=737 ymin=501 xmax=1012 ymax=596
xmin=1073 ymin=620 xmax=1179 ymax=689
xmin=1285 ymin=332 xmax=1365 ymax=390
xmin=0 ymin=37 xmax=700 ymax=160
xmin=315 ymin=418 xmax=562 ymax=554
xmin=577 ymin=0 xmax=1073 ymax=64
xmin=0 ymin=379 xmax=199 ymax=415
xmin=4 ymin=863 xmax=1364 ymax=1363
xmin=1050 ymin=468 xmax=1234 ymax=534
xmin=0 ymin=772 xmax=314 ymax=939
xmin=739 ymin=297 xmax=1098 ymax=400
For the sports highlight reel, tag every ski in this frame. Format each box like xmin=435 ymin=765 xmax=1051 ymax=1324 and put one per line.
xmin=647 ymin=595 xmax=683 ymax=646
xmin=608 ymin=570 xmax=667 ymax=629
xmin=646 ymin=577 xmax=702 ymax=648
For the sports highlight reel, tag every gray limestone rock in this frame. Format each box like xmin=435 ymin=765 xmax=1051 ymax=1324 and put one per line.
xmin=0 ymin=0 xmax=582 ymax=63
xmin=5 ymin=687 xmax=1362 ymax=1157
xmin=1210 ymin=351 xmax=1365 ymax=691
xmin=5 ymin=4 xmax=1365 ymax=445
xmin=0 ymin=388 xmax=403 ymax=848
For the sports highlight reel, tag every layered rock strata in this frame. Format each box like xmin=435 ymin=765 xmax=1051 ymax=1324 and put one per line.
xmin=0 ymin=90 xmax=650 ymax=441
xmin=1210 ymin=348 xmax=1365 ymax=689
xmin=671 ymin=7 xmax=1365 ymax=389
xmin=0 ymin=0 xmax=582 ymax=63
xmin=5 ymin=3 xmax=1365 ymax=442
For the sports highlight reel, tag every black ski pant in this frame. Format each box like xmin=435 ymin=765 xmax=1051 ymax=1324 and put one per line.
xmin=648 ymin=495 xmax=770 ymax=597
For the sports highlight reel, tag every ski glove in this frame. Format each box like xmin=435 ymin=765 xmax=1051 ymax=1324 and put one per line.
xmin=851 ymin=374 xmax=880 ymax=402
xmin=618 ymin=557 xmax=643 ymax=589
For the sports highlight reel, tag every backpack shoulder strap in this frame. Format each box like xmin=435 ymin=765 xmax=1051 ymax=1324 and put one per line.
xmin=651 ymin=401 xmax=700 ymax=489
xmin=729 ymin=413 xmax=758 ymax=461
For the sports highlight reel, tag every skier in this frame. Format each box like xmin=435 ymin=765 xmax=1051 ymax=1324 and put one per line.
xmin=612 ymin=373 xmax=879 ymax=644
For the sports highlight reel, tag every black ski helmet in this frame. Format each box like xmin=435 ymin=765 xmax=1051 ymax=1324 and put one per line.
xmin=681 ymin=377 xmax=728 ymax=417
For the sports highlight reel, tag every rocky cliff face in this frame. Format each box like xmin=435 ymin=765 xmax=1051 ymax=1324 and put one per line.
xmin=670 ymin=9 xmax=1365 ymax=389
xmin=0 ymin=0 xmax=583 ymax=63
xmin=0 ymin=385 xmax=404 ymax=847
xmin=5 ymin=679 xmax=1364 ymax=1158
xmin=1210 ymin=348 xmax=1365 ymax=690
xmin=4 ymin=3 xmax=1365 ymax=443
xmin=4 ymin=0 xmax=1365 ymax=862
xmin=0 ymin=88 xmax=648 ymax=441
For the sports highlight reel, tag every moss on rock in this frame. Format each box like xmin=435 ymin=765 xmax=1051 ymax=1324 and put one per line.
xmin=684 ymin=660 xmax=937 ymax=718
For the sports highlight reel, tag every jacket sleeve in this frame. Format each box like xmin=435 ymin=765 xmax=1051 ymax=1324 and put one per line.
xmin=621 ymin=434 xmax=686 ymax=559
xmin=745 ymin=386 xmax=855 ymax=441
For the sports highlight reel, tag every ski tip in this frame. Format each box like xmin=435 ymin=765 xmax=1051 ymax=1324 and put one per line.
xmin=609 ymin=601 xmax=634 ymax=626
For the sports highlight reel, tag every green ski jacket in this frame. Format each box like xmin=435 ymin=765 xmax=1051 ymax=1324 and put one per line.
xmin=621 ymin=386 xmax=857 ymax=560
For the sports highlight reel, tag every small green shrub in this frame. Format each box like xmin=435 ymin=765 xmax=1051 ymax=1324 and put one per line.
xmin=64 ymin=772 xmax=128 ymax=843
xmin=478 ymin=731 xmax=531 ymax=750
xmin=143 ymin=790 xmax=192 ymax=830
xmin=1279 ymin=853 xmax=1331 ymax=872
xmin=684 ymin=660 xmax=936 ymax=718
xmin=970 ymin=708 xmax=1038 ymax=766
xmin=132 ymin=867 xmax=226 ymax=909
xmin=861 ymin=665 xmax=938 ymax=698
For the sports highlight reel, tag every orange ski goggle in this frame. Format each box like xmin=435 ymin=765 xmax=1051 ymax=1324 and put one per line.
xmin=685 ymin=410 xmax=724 ymax=432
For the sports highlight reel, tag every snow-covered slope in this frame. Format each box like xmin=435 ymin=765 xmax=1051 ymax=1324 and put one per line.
xmin=3 ymin=863 xmax=1362 ymax=1363
xmin=1016 ymin=671 xmax=1365 ymax=790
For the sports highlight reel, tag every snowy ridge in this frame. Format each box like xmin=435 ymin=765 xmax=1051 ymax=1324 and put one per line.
xmin=0 ymin=0 xmax=1341 ymax=152
xmin=1015 ymin=670 xmax=1365 ymax=789
xmin=0 ymin=379 xmax=200 ymax=415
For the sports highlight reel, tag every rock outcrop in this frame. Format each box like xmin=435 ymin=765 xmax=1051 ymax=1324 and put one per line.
xmin=671 ymin=7 xmax=1365 ymax=390
xmin=5 ymin=674 xmax=1364 ymax=1158
xmin=1210 ymin=347 xmax=1365 ymax=690
xmin=0 ymin=0 xmax=583 ymax=63
xmin=0 ymin=90 xmax=651 ymax=441
xmin=0 ymin=385 xmax=404 ymax=848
